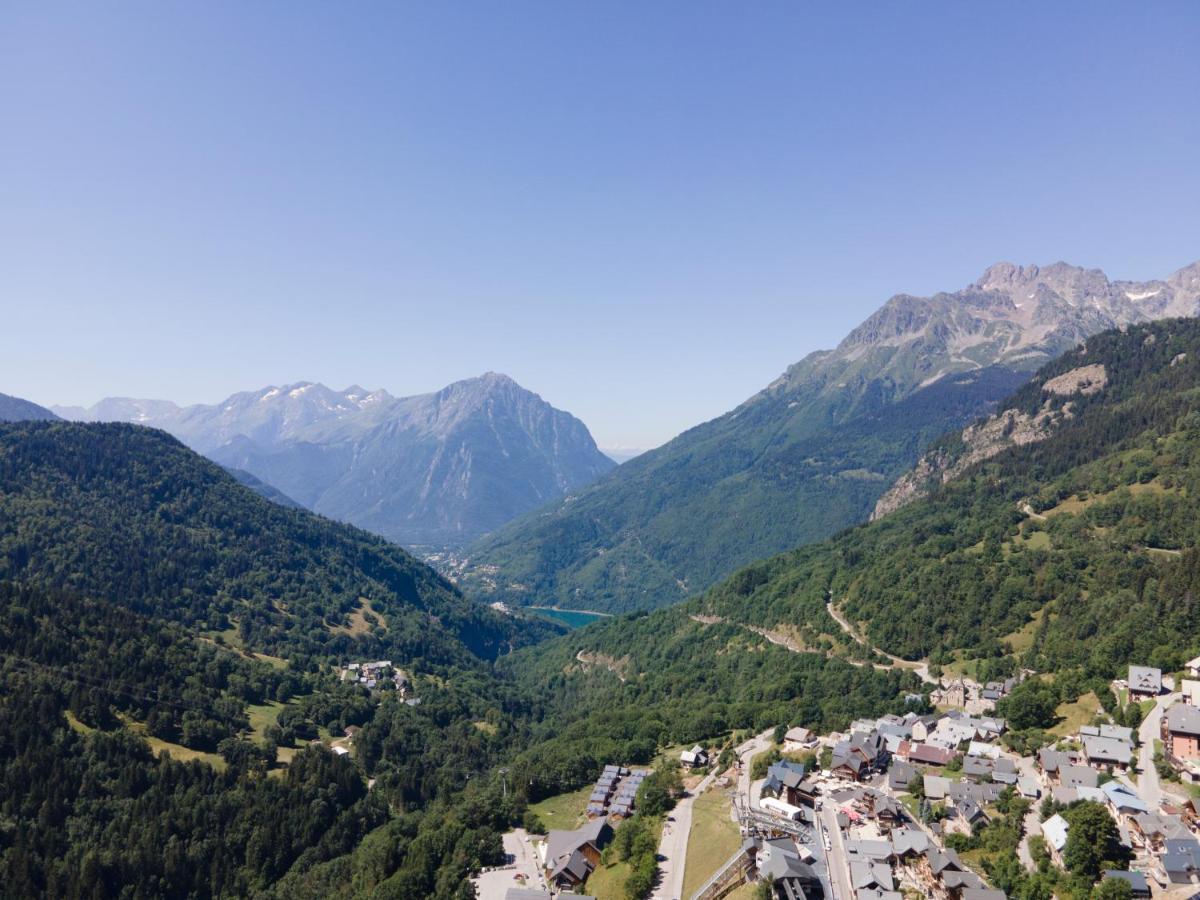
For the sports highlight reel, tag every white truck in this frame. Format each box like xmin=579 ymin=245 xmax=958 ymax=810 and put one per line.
xmin=760 ymin=796 xmax=805 ymax=821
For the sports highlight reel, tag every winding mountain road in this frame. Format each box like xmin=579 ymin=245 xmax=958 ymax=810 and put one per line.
xmin=825 ymin=601 xmax=937 ymax=685
xmin=690 ymin=613 xmax=934 ymax=684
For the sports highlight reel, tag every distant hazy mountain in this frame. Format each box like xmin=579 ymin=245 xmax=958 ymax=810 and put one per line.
xmin=458 ymin=260 xmax=1200 ymax=613
xmin=221 ymin=466 xmax=304 ymax=509
xmin=56 ymin=374 xmax=614 ymax=548
xmin=601 ymin=447 xmax=647 ymax=464
xmin=0 ymin=393 xmax=59 ymax=422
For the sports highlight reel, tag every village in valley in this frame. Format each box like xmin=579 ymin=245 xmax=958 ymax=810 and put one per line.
xmin=339 ymin=659 xmax=415 ymax=697
xmin=475 ymin=656 xmax=1200 ymax=900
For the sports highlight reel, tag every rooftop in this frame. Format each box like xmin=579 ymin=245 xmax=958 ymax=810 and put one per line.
xmin=1043 ymin=814 xmax=1069 ymax=851
xmin=1167 ymin=704 xmax=1200 ymax=736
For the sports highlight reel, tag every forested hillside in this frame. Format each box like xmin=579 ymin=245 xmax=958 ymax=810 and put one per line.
xmin=0 ymin=570 xmax=563 ymax=897
xmin=0 ymin=580 xmax=378 ymax=896
xmin=0 ymin=419 xmax=919 ymax=897
xmin=460 ymin=261 xmax=1200 ymax=614
xmin=0 ymin=422 xmax=565 ymax=896
xmin=11 ymin=318 xmax=1200 ymax=897
xmin=540 ymin=319 xmax=1200 ymax=696
xmin=0 ymin=422 xmax=549 ymax=664
xmin=463 ymin=366 xmax=1027 ymax=611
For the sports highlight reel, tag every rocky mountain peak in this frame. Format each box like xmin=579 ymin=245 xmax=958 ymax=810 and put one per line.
xmin=973 ymin=260 xmax=1111 ymax=302
xmin=751 ymin=258 xmax=1200 ymax=443
xmin=440 ymin=372 xmax=521 ymax=401
xmin=1168 ymin=261 xmax=1200 ymax=296
xmin=52 ymin=373 xmax=612 ymax=548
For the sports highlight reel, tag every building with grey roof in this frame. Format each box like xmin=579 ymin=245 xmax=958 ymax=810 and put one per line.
xmin=542 ymin=819 xmax=612 ymax=888
xmin=845 ymin=839 xmax=893 ymax=861
xmin=1038 ymin=748 xmax=1081 ymax=775
xmin=947 ymin=781 xmax=1004 ymax=805
xmin=1101 ymin=869 xmax=1149 ymax=897
xmin=1165 ymin=703 xmax=1200 ymax=772
xmin=1167 ymin=703 xmax=1200 ymax=734
xmin=763 ymin=759 xmax=808 ymax=800
xmin=1082 ymin=734 xmax=1134 ymax=769
xmin=963 ymin=754 xmax=1017 ymax=783
xmin=1129 ymin=665 xmax=1163 ymax=698
xmin=1042 ymin=814 xmax=1069 ymax=856
xmin=850 ymin=859 xmax=894 ymax=893
xmin=1102 ymin=781 xmax=1148 ymax=815
xmin=942 ymin=869 xmax=986 ymax=892
xmin=890 ymin=827 xmax=929 ymax=858
xmin=755 ymin=836 xmax=821 ymax=900
xmin=1060 ymin=764 xmax=1099 ymax=789
xmin=1131 ymin=811 xmax=1191 ymax=849
xmin=888 ymin=759 xmax=917 ymax=792
xmin=923 ymin=775 xmax=950 ymax=800
xmin=1079 ymin=723 xmax=1134 ymax=743
xmin=504 ymin=890 xmax=556 ymax=900
xmin=1161 ymin=837 xmax=1200 ymax=884
xmin=926 ymin=847 xmax=965 ymax=875
xmin=1051 ymin=786 xmax=1078 ymax=805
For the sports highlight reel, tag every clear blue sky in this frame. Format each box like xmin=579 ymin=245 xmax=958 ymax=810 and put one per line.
xmin=2 ymin=3 xmax=1198 ymax=449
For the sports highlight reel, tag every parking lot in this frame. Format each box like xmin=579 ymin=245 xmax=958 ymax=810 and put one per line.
xmin=472 ymin=829 xmax=544 ymax=900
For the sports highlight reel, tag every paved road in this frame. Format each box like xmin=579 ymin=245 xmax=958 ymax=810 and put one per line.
xmin=1013 ymin=755 xmax=1042 ymax=871
xmin=819 ymin=803 xmax=853 ymax=900
xmin=651 ymin=730 xmax=774 ymax=900
xmin=653 ymin=766 xmax=724 ymax=900
xmin=736 ymin=730 xmax=774 ymax=808
xmin=1126 ymin=690 xmax=1181 ymax=810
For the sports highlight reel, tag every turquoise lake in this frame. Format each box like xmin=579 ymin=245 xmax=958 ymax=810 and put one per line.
xmin=528 ymin=607 xmax=609 ymax=629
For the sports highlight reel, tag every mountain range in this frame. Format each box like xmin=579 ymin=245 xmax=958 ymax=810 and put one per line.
xmin=0 ymin=392 xmax=59 ymax=422
xmin=512 ymin=317 xmax=1200 ymax=828
xmin=457 ymin=259 xmax=1200 ymax=613
xmin=10 ymin=277 xmax=1200 ymax=899
xmin=54 ymin=373 xmax=614 ymax=550
xmin=0 ymin=403 xmax=913 ymax=898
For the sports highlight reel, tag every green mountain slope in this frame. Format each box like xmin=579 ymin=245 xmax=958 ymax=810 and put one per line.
xmin=0 ymin=580 xmax=386 ymax=897
xmin=537 ymin=318 xmax=1200 ymax=695
xmin=478 ymin=320 xmax=1200 ymax=887
xmin=0 ymin=421 xmax=576 ymax=897
xmin=0 ymin=418 xmax=924 ymax=898
xmin=460 ymin=261 xmax=1200 ymax=614
xmin=463 ymin=366 xmax=1027 ymax=612
xmin=13 ymin=317 xmax=1200 ymax=898
xmin=0 ymin=421 xmax=549 ymax=664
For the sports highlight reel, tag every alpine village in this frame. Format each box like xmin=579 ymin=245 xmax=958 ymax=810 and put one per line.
xmin=4 ymin=6 xmax=1200 ymax=900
